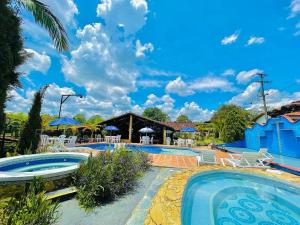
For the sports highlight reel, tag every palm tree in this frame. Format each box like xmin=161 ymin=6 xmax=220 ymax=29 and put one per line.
xmin=16 ymin=0 xmax=69 ymax=51
xmin=0 ymin=0 xmax=68 ymax=148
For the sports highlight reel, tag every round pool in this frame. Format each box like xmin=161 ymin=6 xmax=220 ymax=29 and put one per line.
xmin=0 ymin=152 xmax=89 ymax=182
xmin=181 ymin=171 xmax=300 ymax=225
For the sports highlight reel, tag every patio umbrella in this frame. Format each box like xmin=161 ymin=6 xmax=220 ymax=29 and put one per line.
xmin=139 ymin=127 xmax=154 ymax=137
xmin=180 ymin=127 xmax=197 ymax=133
xmin=104 ymin=125 xmax=119 ymax=136
xmin=49 ymin=117 xmax=81 ymax=126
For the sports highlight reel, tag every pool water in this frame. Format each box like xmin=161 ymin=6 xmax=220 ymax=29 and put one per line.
xmin=182 ymin=171 xmax=300 ymax=225
xmin=226 ymin=147 xmax=300 ymax=169
xmin=82 ymin=144 xmax=199 ymax=156
xmin=0 ymin=157 xmax=83 ymax=172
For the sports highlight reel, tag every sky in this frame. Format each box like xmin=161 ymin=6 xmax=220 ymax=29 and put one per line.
xmin=6 ymin=0 xmax=300 ymax=121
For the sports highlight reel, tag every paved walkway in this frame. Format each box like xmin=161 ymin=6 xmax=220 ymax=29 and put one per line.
xmin=75 ymin=147 xmax=230 ymax=169
xmin=149 ymin=150 xmax=229 ymax=168
xmin=58 ymin=167 xmax=177 ymax=225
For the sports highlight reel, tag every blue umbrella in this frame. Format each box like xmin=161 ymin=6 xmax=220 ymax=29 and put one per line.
xmin=104 ymin=125 xmax=119 ymax=131
xmin=49 ymin=117 xmax=81 ymax=126
xmin=180 ymin=127 xmax=197 ymax=133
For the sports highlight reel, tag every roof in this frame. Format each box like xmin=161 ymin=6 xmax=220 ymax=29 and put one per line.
xmin=98 ymin=112 xmax=175 ymax=130
xmin=268 ymin=99 xmax=300 ymax=117
xmin=161 ymin=121 xmax=196 ymax=131
xmin=282 ymin=112 xmax=300 ymax=123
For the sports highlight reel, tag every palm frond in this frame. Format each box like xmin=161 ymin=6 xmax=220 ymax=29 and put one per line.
xmin=18 ymin=0 xmax=69 ymax=51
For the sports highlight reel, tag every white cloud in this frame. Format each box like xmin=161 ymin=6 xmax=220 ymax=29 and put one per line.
xmin=246 ymin=36 xmax=265 ymax=46
xmin=190 ymin=76 xmax=236 ymax=92
xmin=6 ymin=84 xmax=140 ymax=119
xmin=228 ymin=82 xmax=260 ymax=106
xmin=61 ymin=1 xmax=151 ymax=117
xmin=145 ymin=94 xmax=160 ymax=106
xmin=165 ymin=76 xmax=236 ymax=96
xmin=228 ymin=82 xmax=300 ymax=111
xmin=178 ymin=102 xmax=214 ymax=122
xmin=62 ymin=23 xmax=138 ymax=103
xmin=42 ymin=0 xmax=79 ymax=27
xmin=96 ymin=0 xmax=148 ymax=36
xmin=18 ymin=48 xmax=51 ymax=75
xmin=289 ymin=0 xmax=300 ymax=18
xmin=165 ymin=77 xmax=195 ymax=96
xmin=135 ymin=40 xmax=154 ymax=58
xmin=222 ymin=69 xmax=235 ymax=76
xmin=221 ymin=31 xmax=239 ymax=45
xmin=137 ymin=79 xmax=163 ymax=88
xmin=143 ymin=68 xmax=182 ymax=77
xmin=236 ymin=69 xmax=262 ymax=84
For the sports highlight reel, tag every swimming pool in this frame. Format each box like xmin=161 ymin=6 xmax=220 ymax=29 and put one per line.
xmin=80 ymin=143 xmax=199 ymax=156
xmin=226 ymin=147 xmax=300 ymax=170
xmin=0 ymin=152 xmax=89 ymax=182
xmin=182 ymin=171 xmax=300 ymax=225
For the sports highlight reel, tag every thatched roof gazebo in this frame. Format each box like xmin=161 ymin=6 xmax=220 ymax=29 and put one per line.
xmin=98 ymin=112 xmax=174 ymax=144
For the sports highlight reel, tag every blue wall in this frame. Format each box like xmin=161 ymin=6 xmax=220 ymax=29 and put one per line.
xmin=245 ymin=117 xmax=300 ymax=158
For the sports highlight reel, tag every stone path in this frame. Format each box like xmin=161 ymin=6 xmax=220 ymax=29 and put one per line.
xmin=57 ymin=167 xmax=177 ymax=225
xmin=125 ymin=168 xmax=178 ymax=225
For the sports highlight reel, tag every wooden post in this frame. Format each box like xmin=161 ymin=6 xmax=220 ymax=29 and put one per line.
xmin=129 ymin=114 xmax=133 ymax=143
xmin=163 ymin=127 xmax=167 ymax=145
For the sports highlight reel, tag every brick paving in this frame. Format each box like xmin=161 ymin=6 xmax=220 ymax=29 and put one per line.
xmin=148 ymin=150 xmax=229 ymax=168
xmin=75 ymin=146 xmax=230 ymax=169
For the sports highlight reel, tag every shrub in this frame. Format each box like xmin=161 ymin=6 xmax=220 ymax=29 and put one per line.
xmin=0 ymin=177 xmax=60 ymax=225
xmin=73 ymin=148 xmax=150 ymax=210
xmin=18 ymin=86 xmax=48 ymax=154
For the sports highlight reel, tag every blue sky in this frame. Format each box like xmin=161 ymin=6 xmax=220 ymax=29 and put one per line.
xmin=7 ymin=0 xmax=300 ymax=121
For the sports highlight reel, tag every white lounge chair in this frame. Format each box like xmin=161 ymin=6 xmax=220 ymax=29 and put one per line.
xmin=65 ymin=136 xmax=77 ymax=146
xmin=196 ymin=150 xmax=217 ymax=165
xmin=221 ymin=152 xmax=268 ymax=168
xmin=258 ymin=148 xmax=274 ymax=164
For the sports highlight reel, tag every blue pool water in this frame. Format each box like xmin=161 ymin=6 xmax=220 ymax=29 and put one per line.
xmin=0 ymin=157 xmax=84 ymax=172
xmin=182 ymin=171 xmax=300 ymax=225
xmin=81 ymin=144 xmax=199 ymax=156
xmin=226 ymin=147 xmax=300 ymax=169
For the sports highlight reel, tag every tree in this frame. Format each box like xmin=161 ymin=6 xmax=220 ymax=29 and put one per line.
xmin=73 ymin=113 xmax=86 ymax=124
xmin=176 ymin=115 xmax=191 ymax=123
xmin=18 ymin=86 xmax=48 ymax=154
xmin=142 ymin=107 xmax=170 ymax=122
xmin=0 ymin=0 xmax=26 ymax=134
xmin=86 ymin=115 xmax=103 ymax=125
xmin=211 ymin=104 xmax=251 ymax=142
xmin=15 ymin=0 xmax=68 ymax=51
xmin=0 ymin=0 xmax=68 ymax=134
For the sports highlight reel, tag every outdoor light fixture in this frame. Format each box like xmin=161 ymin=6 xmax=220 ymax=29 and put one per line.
xmin=58 ymin=94 xmax=83 ymax=118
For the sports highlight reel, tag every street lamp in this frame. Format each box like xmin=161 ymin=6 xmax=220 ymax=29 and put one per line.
xmin=58 ymin=94 xmax=83 ymax=118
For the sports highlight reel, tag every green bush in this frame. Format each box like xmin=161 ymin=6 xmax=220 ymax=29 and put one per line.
xmin=73 ymin=148 xmax=150 ymax=210
xmin=196 ymin=137 xmax=224 ymax=146
xmin=0 ymin=177 xmax=60 ymax=225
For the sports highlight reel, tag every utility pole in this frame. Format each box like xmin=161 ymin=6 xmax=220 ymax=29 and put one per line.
xmin=255 ymin=73 xmax=270 ymax=123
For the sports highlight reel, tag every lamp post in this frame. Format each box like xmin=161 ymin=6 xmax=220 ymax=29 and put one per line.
xmin=58 ymin=94 xmax=83 ymax=118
